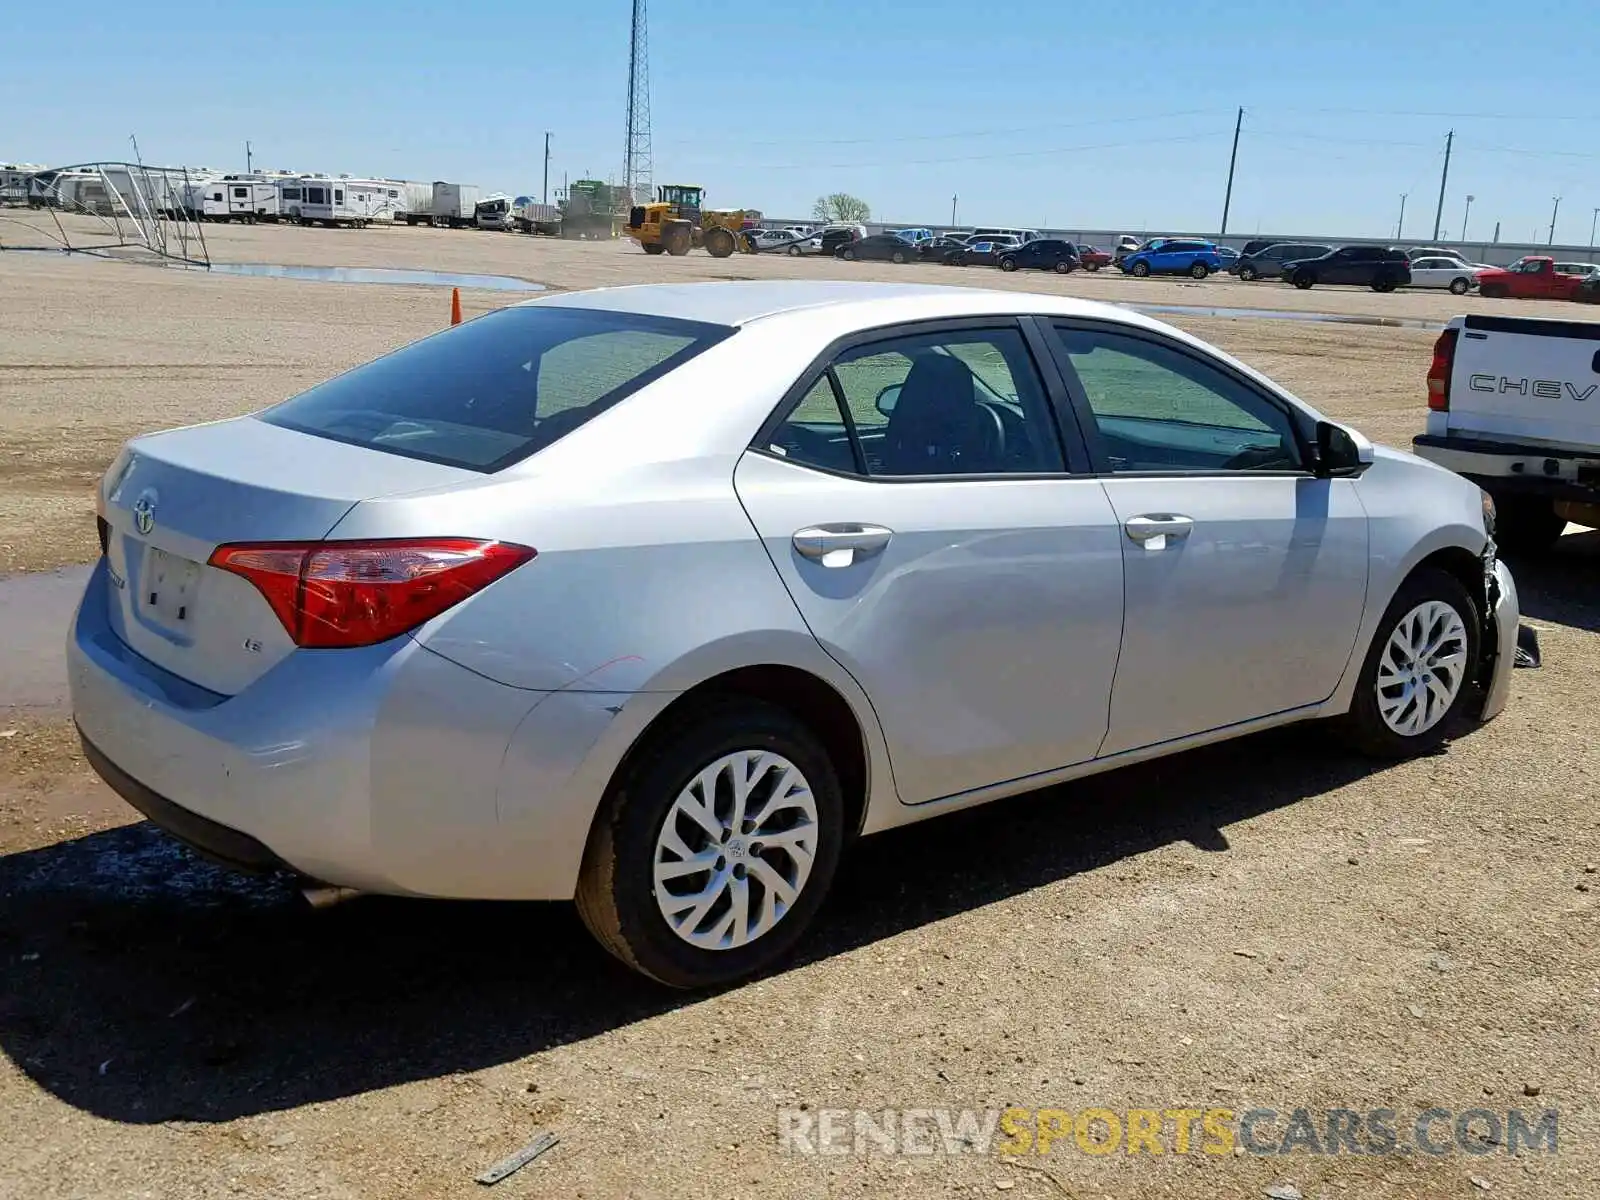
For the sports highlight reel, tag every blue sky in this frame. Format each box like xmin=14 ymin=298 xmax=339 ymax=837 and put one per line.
xmin=6 ymin=0 xmax=1600 ymax=242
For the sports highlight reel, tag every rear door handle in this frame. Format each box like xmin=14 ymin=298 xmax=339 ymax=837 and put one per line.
xmin=793 ymin=523 xmax=893 ymax=568
xmin=1124 ymin=513 xmax=1194 ymax=551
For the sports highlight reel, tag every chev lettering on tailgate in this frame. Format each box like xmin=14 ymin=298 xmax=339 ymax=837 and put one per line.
xmin=1469 ymin=374 xmax=1598 ymax=401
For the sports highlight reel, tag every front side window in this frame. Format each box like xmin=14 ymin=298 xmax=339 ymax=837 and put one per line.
xmin=263 ymin=307 xmax=731 ymax=472
xmin=766 ymin=327 xmax=1066 ymax=478
xmin=1052 ymin=325 xmax=1303 ymax=474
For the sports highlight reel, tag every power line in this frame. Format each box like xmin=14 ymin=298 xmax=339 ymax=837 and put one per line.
xmin=658 ymin=110 xmax=1223 ymax=150
xmin=688 ymin=132 xmax=1224 ymax=172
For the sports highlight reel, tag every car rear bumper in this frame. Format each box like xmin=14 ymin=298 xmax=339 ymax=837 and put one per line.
xmin=68 ymin=559 xmax=650 ymax=899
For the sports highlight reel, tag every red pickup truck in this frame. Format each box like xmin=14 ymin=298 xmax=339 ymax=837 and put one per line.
xmin=1475 ymin=256 xmax=1589 ymax=301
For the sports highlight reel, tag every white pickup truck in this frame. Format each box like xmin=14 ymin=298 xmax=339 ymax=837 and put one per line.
xmin=1413 ymin=312 xmax=1600 ymax=550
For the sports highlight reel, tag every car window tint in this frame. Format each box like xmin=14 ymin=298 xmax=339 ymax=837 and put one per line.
xmin=825 ymin=327 xmax=1066 ymax=477
xmin=1052 ymin=325 xmax=1303 ymax=474
xmin=766 ymin=375 xmax=858 ymax=474
xmin=263 ymin=306 xmax=729 ymax=472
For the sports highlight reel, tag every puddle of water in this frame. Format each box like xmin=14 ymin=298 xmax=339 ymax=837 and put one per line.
xmin=1124 ymin=302 xmax=1444 ymax=331
xmin=203 ymin=264 xmax=546 ymax=291
xmin=0 ymin=566 xmax=92 ymax=714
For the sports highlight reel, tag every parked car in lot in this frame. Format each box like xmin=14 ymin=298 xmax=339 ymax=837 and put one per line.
xmin=838 ymin=233 xmax=917 ymax=263
xmin=819 ymin=224 xmax=867 ymax=256
xmin=747 ymin=228 xmax=807 ymax=254
xmin=1119 ymin=238 xmax=1223 ymax=279
xmin=1234 ymin=242 xmax=1333 ymax=281
xmin=997 ymin=238 xmax=1079 ymax=273
xmin=1414 ymin=310 xmax=1600 ymax=549
xmin=917 ymin=235 xmax=971 ymax=264
xmin=1552 ymin=262 xmax=1600 ymax=280
xmin=1074 ymin=244 xmax=1113 ymax=272
xmin=1282 ymin=246 xmax=1411 ymax=292
xmin=71 ymin=279 xmax=1521 ymax=988
xmin=1474 ymin=256 xmax=1589 ymax=301
xmin=1406 ymin=256 xmax=1481 ymax=294
xmin=956 ymin=237 xmax=1020 ymax=266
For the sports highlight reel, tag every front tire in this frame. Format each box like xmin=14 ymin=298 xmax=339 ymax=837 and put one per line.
xmin=841 ymin=247 xmax=856 ymax=261
xmin=1335 ymin=567 xmax=1480 ymax=759
xmin=1238 ymin=264 xmax=1258 ymax=281
xmin=891 ymin=249 xmax=907 ymax=264
xmin=788 ymin=244 xmax=804 ymax=257
xmin=999 ymin=256 xmax=1018 ymax=272
xmin=575 ymin=699 xmax=846 ymax=989
xmin=1449 ymin=277 xmax=1471 ymax=295
xmin=1293 ymin=271 xmax=1314 ymax=289
xmin=1085 ymin=261 xmax=1100 ymax=272
xmin=1130 ymin=260 xmax=1151 ymax=278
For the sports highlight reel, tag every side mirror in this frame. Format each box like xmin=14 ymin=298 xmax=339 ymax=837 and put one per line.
xmin=1314 ymin=420 xmax=1374 ymax=478
xmin=876 ymin=384 xmax=902 ymax=416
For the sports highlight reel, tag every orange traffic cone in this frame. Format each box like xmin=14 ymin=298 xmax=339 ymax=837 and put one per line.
xmin=450 ymin=287 xmax=463 ymax=326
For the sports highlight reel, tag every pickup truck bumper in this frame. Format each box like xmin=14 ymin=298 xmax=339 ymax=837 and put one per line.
xmin=1413 ymin=433 xmax=1600 ymax=501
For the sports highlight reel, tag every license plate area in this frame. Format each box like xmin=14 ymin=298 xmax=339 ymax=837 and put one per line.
xmin=139 ymin=546 xmax=204 ymax=630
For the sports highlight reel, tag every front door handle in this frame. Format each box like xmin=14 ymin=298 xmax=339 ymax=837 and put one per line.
xmin=1124 ymin=513 xmax=1194 ymax=551
xmin=793 ymin=523 xmax=893 ymax=568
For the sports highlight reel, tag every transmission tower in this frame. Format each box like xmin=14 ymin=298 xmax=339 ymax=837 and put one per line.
xmin=624 ymin=0 xmax=653 ymax=207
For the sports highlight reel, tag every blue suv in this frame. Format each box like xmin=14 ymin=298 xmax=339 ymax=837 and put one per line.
xmin=1119 ymin=238 xmax=1223 ymax=279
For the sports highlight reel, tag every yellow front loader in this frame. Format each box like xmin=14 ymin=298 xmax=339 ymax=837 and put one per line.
xmin=625 ymin=184 xmax=759 ymax=257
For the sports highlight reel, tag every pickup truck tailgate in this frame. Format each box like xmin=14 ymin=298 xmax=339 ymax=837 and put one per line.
xmin=1448 ymin=314 xmax=1600 ymax=447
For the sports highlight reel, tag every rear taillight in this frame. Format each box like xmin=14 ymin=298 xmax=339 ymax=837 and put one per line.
xmin=1427 ymin=327 xmax=1459 ymax=412
xmin=209 ymin=538 xmax=534 ymax=648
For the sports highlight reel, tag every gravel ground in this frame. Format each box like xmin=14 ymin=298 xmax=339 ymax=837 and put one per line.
xmin=1 ymin=217 xmax=1597 ymax=1199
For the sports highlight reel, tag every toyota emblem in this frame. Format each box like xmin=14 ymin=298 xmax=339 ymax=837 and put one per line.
xmin=132 ymin=492 xmax=156 ymax=536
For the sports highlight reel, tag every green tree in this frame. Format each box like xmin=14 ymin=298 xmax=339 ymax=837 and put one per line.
xmin=812 ymin=193 xmax=871 ymax=224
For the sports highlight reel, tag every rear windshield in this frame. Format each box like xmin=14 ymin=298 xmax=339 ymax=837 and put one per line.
xmin=261 ymin=305 xmax=732 ymax=472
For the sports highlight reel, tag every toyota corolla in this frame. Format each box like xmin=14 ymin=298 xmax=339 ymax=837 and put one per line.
xmin=70 ymin=281 xmax=1519 ymax=987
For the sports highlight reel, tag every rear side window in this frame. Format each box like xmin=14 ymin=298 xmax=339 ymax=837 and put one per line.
xmin=262 ymin=306 xmax=732 ymax=472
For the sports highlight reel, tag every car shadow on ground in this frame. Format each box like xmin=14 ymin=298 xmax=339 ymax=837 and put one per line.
xmin=0 ymin=723 xmax=1399 ymax=1125
xmin=1506 ymin=529 xmax=1600 ymax=635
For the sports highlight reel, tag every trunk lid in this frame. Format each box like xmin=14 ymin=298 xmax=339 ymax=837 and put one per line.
xmin=100 ymin=416 xmax=479 ymax=695
xmin=1447 ymin=314 xmax=1600 ymax=448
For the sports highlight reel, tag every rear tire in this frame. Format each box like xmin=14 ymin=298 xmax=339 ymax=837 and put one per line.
xmin=1189 ymin=262 xmax=1210 ymax=279
xmin=574 ymin=699 xmax=846 ymax=989
xmin=642 ymin=242 xmax=666 ymax=255
xmin=1491 ymin=494 xmax=1567 ymax=554
xmin=841 ymin=247 xmax=857 ymax=261
xmin=1334 ymin=567 xmax=1481 ymax=759
xmin=1053 ymin=259 xmax=1072 ymax=274
xmin=1371 ymin=276 xmax=1396 ymax=293
xmin=788 ymin=244 xmax=804 ymax=257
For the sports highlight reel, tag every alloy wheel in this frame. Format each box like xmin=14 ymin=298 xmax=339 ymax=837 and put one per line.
xmin=1375 ymin=600 xmax=1469 ymax=737
xmin=652 ymin=751 xmax=820 ymax=950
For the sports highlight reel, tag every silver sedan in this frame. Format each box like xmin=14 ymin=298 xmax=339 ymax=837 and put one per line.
xmin=70 ymin=281 xmax=1519 ymax=987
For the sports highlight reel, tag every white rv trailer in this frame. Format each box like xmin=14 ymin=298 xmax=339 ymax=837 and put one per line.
xmin=217 ymin=177 xmax=281 ymax=222
xmin=280 ymin=175 xmax=396 ymax=227
xmin=1 ymin=163 xmax=43 ymax=206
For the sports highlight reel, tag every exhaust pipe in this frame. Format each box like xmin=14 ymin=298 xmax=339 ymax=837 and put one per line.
xmin=300 ymin=885 xmax=363 ymax=910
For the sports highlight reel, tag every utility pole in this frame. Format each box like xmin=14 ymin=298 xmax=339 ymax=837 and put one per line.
xmin=1431 ymin=130 xmax=1452 ymax=241
xmin=1396 ymin=193 xmax=1407 ymax=240
xmin=1590 ymin=207 xmax=1599 ymax=248
xmin=246 ymin=140 xmax=253 ymax=174
xmin=951 ymin=194 xmax=957 ymax=226
xmin=1461 ymin=194 xmax=1473 ymax=242
xmin=1219 ymin=106 xmax=1243 ymax=236
xmin=542 ymin=132 xmax=551 ymax=204
xmin=1549 ymin=196 xmax=1561 ymax=245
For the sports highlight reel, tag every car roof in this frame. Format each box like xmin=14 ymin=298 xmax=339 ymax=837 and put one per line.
xmin=520 ymin=279 xmax=1168 ymax=331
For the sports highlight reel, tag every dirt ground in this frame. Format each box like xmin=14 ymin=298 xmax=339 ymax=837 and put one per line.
xmin=1 ymin=215 xmax=1597 ymax=1199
